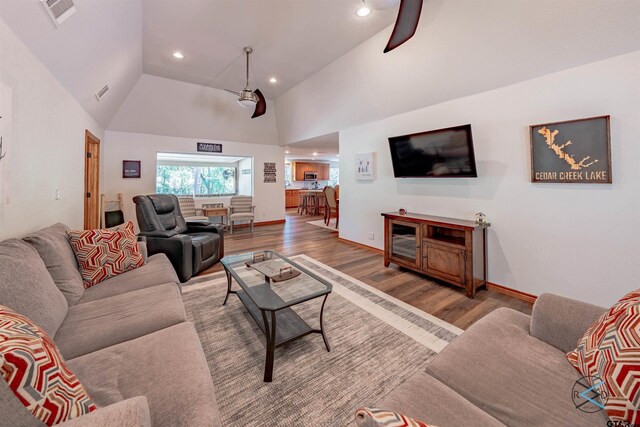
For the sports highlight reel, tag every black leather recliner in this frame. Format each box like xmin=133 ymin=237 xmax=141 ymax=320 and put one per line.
xmin=133 ymin=194 xmax=224 ymax=282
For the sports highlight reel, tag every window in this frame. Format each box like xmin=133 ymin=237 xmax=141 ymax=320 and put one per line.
xmin=157 ymin=165 xmax=236 ymax=196
xmin=329 ymin=166 xmax=339 ymax=186
xmin=284 ymin=163 xmax=292 ymax=186
xmin=156 ymin=153 xmax=250 ymax=197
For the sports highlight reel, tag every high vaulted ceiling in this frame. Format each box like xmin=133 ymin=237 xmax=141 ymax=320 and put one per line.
xmin=1 ymin=0 xmax=639 ymax=133
xmin=0 ymin=0 xmax=396 ymax=127
xmin=142 ymin=0 xmax=397 ymax=100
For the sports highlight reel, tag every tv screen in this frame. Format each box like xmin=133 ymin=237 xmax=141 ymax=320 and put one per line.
xmin=388 ymin=124 xmax=477 ymax=178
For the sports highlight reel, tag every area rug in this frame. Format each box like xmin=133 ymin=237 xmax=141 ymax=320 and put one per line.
xmin=182 ymin=255 xmax=462 ymax=426
xmin=306 ymin=219 xmax=339 ymax=231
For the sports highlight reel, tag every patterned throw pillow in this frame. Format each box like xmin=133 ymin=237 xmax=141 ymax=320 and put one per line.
xmin=567 ymin=289 xmax=640 ymax=424
xmin=355 ymin=407 xmax=433 ymax=427
xmin=0 ymin=305 xmax=96 ymax=425
xmin=66 ymin=221 xmax=145 ymax=288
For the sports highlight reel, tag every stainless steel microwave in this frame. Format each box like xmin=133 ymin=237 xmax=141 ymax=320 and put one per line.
xmin=304 ymin=172 xmax=318 ymax=181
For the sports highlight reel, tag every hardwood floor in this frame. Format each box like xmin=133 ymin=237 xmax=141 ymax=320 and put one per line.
xmin=200 ymin=210 xmax=532 ymax=330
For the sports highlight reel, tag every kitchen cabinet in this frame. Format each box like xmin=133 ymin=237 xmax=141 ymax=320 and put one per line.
xmin=292 ymin=162 xmax=331 ymax=181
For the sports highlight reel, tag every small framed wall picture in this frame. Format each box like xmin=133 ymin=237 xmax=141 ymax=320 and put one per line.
xmin=122 ymin=160 xmax=141 ymax=178
xmin=530 ymin=115 xmax=611 ymax=183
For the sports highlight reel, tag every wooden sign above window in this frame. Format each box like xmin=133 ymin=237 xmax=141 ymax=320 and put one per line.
xmin=197 ymin=142 xmax=222 ymax=153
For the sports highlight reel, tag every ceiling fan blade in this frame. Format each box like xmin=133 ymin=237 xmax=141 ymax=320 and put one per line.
xmin=251 ymin=89 xmax=266 ymax=119
xmin=224 ymin=88 xmax=240 ymax=96
xmin=383 ymin=0 xmax=424 ymax=53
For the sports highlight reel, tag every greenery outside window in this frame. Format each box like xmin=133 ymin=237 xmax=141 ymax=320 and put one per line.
xmin=157 ymin=159 xmax=238 ymax=196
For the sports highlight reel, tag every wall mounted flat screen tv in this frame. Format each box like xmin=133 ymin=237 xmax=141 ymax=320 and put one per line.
xmin=388 ymin=124 xmax=477 ymax=178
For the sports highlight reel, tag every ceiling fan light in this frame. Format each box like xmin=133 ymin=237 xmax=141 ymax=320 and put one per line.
xmin=238 ymin=98 xmax=256 ymax=109
xmin=356 ymin=6 xmax=371 ymax=17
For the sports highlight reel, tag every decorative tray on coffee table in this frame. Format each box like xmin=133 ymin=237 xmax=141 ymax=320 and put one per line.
xmin=245 ymin=253 xmax=301 ymax=282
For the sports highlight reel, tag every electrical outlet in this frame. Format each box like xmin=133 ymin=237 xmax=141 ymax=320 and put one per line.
xmin=368 ymin=232 xmax=375 ymax=240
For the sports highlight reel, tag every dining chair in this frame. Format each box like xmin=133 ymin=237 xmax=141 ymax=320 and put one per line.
xmin=323 ymin=186 xmax=338 ymax=228
xmin=177 ymin=196 xmax=209 ymax=221
xmin=229 ymin=195 xmax=255 ymax=234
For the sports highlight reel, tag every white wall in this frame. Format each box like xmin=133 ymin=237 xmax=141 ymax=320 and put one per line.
xmin=339 ymin=51 xmax=640 ymax=306
xmin=274 ymin=1 xmax=640 ymax=145
xmin=103 ymin=131 xmax=284 ymax=228
xmin=0 ymin=18 xmax=104 ymax=239
xmin=108 ymin=74 xmax=279 ymax=145
xmin=238 ymin=157 xmax=252 ymax=195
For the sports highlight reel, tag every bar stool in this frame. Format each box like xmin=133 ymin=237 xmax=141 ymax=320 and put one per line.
xmin=297 ymin=193 xmax=308 ymax=215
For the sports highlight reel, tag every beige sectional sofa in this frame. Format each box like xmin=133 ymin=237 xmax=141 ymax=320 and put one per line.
xmin=374 ymin=294 xmax=611 ymax=426
xmin=0 ymin=223 xmax=221 ymax=426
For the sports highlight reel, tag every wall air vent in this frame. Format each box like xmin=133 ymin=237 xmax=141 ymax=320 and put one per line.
xmin=95 ymin=84 xmax=109 ymax=101
xmin=41 ymin=0 xmax=76 ymax=27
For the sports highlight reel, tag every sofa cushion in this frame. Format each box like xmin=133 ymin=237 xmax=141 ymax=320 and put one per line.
xmin=426 ymin=308 xmax=610 ymax=427
xmin=57 ymin=397 xmax=151 ymax=427
xmin=567 ymin=289 xmax=640 ymax=424
xmin=23 ymin=223 xmax=85 ymax=306
xmin=54 ymin=284 xmax=186 ymax=359
xmin=377 ymin=371 xmax=504 ymax=426
xmin=0 ymin=305 xmax=96 ymax=426
xmin=66 ymin=221 xmax=145 ymax=288
xmin=67 ymin=322 xmax=221 ymax=427
xmin=76 ymin=254 xmax=179 ymax=304
xmin=0 ymin=239 xmax=68 ymax=337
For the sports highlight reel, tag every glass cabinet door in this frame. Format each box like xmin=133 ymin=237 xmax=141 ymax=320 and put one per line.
xmin=389 ymin=220 xmax=420 ymax=267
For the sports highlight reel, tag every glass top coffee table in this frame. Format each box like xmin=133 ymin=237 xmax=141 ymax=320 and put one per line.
xmin=221 ymin=250 xmax=332 ymax=382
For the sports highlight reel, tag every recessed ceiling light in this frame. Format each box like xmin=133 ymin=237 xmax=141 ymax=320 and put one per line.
xmin=269 ymin=77 xmax=278 ymax=84
xmin=172 ymin=51 xmax=184 ymax=59
xmin=285 ymin=150 xmax=290 ymax=154
xmin=313 ymin=152 xmax=318 ymax=156
xmin=356 ymin=5 xmax=371 ymax=17
xmin=336 ymin=154 xmax=340 ymax=157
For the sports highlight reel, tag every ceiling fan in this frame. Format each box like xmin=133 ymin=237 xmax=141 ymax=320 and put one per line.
xmin=224 ymin=47 xmax=266 ymax=119
xmin=367 ymin=0 xmax=424 ymax=53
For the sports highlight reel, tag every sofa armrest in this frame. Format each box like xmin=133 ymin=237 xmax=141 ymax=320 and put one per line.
xmin=145 ymin=234 xmax=193 ymax=282
xmin=530 ymin=293 xmax=606 ymax=353
xmin=136 ymin=236 xmax=148 ymax=263
xmin=58 ymin=397 xmax=150 ymax=427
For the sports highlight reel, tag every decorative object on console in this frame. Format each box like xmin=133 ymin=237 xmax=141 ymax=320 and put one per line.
xmin=566 ymin=288 xmax=640 ymax=424
xmin=0 ymin=305 xmax=97 ymax=426
xmin=475 ymin=212 xmax=487 ymax=224
xmin=398 ymin=208 xmax=407 ymax=215
xmin=355 ymin=152 xmax=375 ymax=180
xmin=264 ymin=162 xmax=277 ymax=183
xmin=382 ymin=212 xmax=489 ymax=298
xmin=66 ymin=221 xmax=145 ymax=288
xmin=530 ymin=115 xmax=611 ymax=184
xmin=122 ymin=160 xmax=141 ymax=178
xmin=355 ymin=407 xmax=431 ymax=427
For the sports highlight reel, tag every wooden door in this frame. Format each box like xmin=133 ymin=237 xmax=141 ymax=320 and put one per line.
xmin=84 ymin=130 xmax=100 ymax=229
xmin=423 ymin=241 xmax=466 ymax=284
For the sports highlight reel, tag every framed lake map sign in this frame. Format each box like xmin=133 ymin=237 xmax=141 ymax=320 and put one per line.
xmin=530 ymin=115 xmax=611 ymax=184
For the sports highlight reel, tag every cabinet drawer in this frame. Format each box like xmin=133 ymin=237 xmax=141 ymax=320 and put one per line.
xmin=423 ymin=242 xmax=465 ymax=284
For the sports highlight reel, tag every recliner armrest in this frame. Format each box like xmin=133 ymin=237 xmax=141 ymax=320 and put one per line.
xmin=138 ymin=229 xmax=179 ymax=238
xmin=145 ymin=234 xmax=193 ymax=282
xmin=58 ymin=396 xmax=151 ymax=427
xmin=530 ymin=293 xmax=606 ymax=353
xmin=187 ymin=222 xmax=224 ymax=235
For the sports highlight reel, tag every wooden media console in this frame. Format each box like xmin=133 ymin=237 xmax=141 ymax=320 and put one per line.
xmin=381 ymin=212 xmax=490 ymax=298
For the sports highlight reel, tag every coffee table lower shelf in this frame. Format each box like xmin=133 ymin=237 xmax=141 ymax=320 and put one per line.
xmin=236 ymin=291 xmax=314 ymax=346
